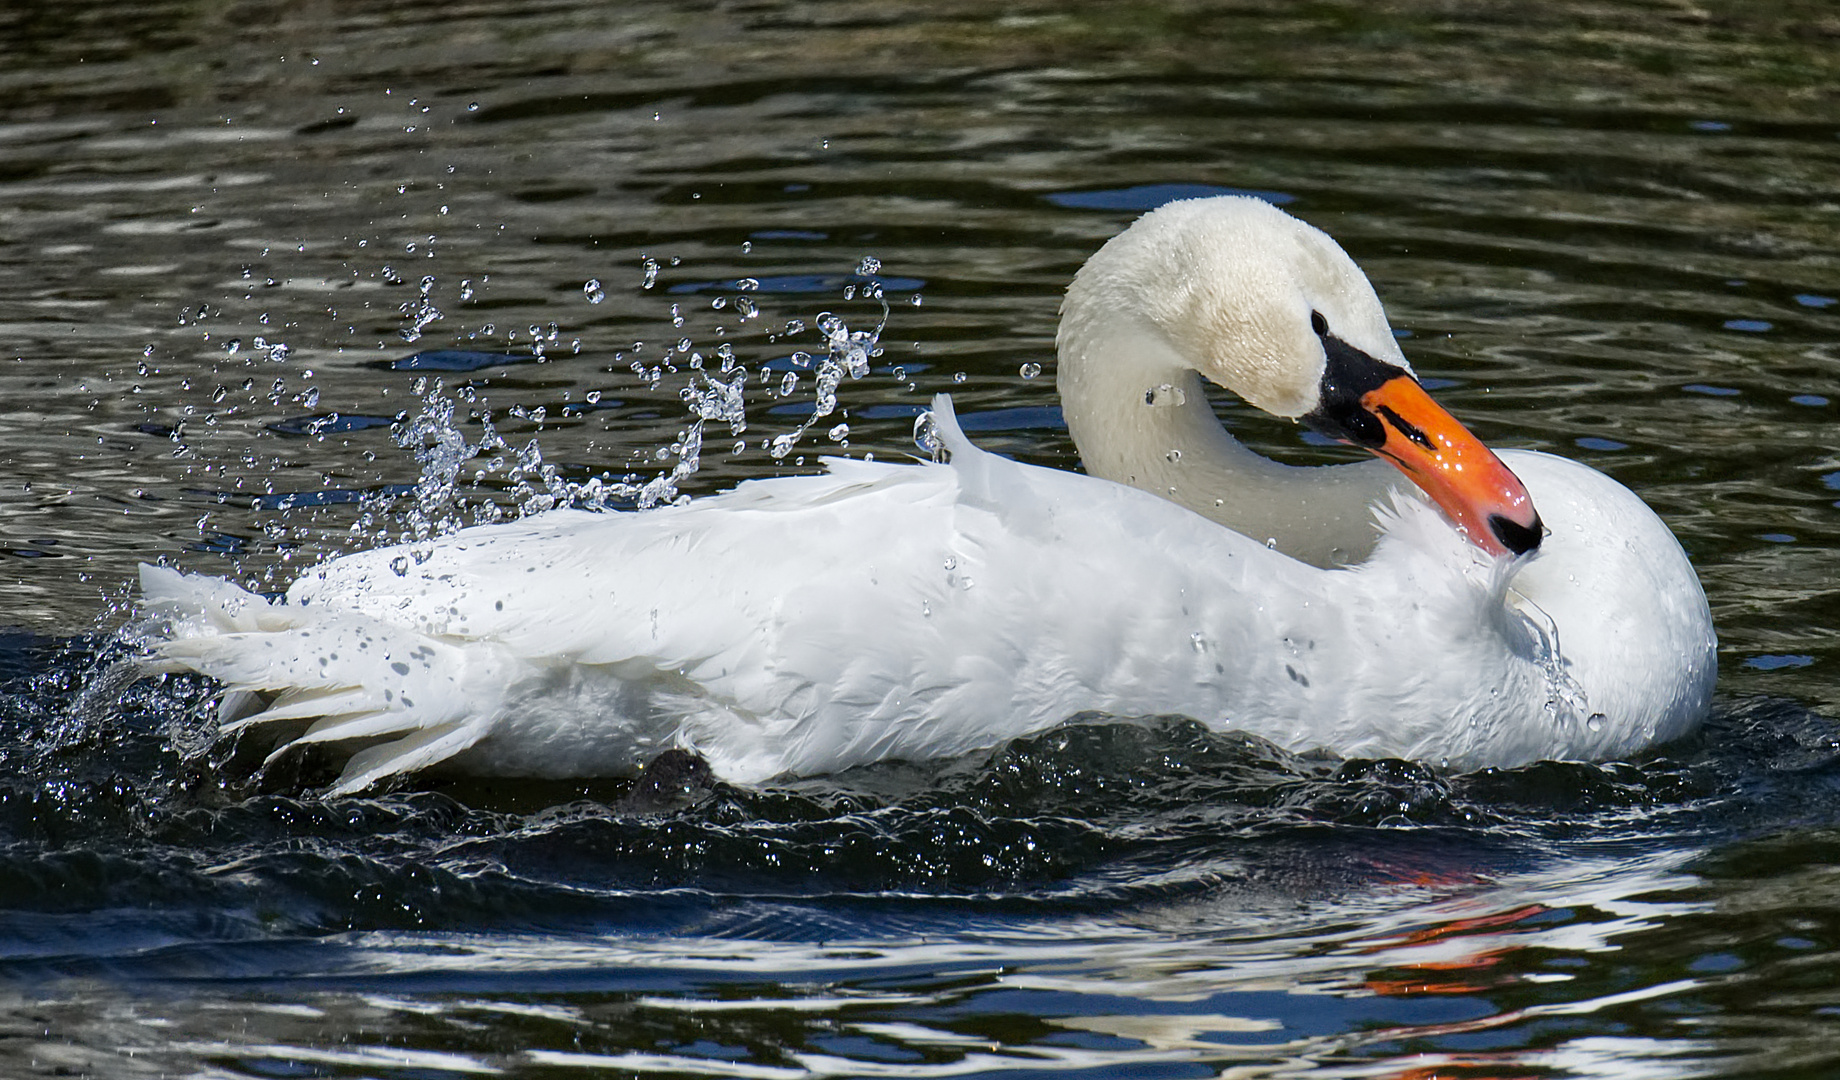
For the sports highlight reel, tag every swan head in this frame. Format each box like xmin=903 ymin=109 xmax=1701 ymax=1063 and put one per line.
xmin=1061 ymin=195 xmax=1543 ymax=557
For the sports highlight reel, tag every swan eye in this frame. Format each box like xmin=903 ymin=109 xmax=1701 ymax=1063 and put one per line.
xmin=1310 ymin=310 xmax=1329 ymax=336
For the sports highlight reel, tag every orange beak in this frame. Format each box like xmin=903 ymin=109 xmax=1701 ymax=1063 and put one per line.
xmin=1361 ymin=375 xmax=1542 ymax=557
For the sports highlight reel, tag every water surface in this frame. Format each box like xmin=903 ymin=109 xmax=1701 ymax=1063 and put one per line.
xmin=2 ymin=1 xmax=1839 ymax=1076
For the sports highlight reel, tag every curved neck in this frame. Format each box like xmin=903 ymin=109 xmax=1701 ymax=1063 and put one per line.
xmin=1056 ymin=324 xmax=1401 ymax=568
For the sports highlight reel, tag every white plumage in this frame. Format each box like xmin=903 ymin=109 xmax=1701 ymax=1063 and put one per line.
xmin=141 ymin=196 xmax=1717 ymax=793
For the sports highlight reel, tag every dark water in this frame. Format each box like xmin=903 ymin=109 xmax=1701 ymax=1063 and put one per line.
xmin=3 ymin=1 xmax=1840 ymax=1075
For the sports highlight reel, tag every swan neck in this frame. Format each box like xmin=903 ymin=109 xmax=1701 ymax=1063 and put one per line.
xmin=1057 ymin=326 xmax=1247 ymax=489
xmin=1056 ymin=323 xmax=1399 ymax=567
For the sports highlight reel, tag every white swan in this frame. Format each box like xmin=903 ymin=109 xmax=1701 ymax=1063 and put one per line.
xmin=140 ymin=196 xmax=1716 ymax=794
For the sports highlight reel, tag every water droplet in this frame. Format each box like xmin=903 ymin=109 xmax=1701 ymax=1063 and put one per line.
xmin=943 ymin=556 xmax=958 ymax=571
xmin=1586 ymin=713 xmax=1606 ymax=733
xmin=779 ymin=371 xmax=798 ymax=396
xmin=583 ymin=278 xmax=605 ymax=304
xmin=1266 ymin=538 xmax=1278 ymax=549
xmin=1019 ymin=362 xmax=1042 ymax=379
xmin=1166 ymin=449 xmax=1182 ymax=463
xmin=467 ymin=102 xmax=479 ymax=112
xmin=827 ymin=423 xmax=849 ymax=442
xmin=913 ymin=411 xmax=942 ymax=459
xmin=640 ymin=258 xmax=660 ymax=289
xmin=584 ymin=390 xmax=602 ymax=404
xmin=856 ymin=256 xmax=881 ymax=276
xmin=1190 ymin=632 xmax=1206 ymax=653
xmin=952 ymin=372 xmax=967 ymax=384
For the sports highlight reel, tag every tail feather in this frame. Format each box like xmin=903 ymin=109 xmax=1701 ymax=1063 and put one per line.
xmin=141 ymin=562 xmax=511 ymax=793
xmin=333 ymin=723 xmax=486 ymax=796
xmin=296 ymin=708 xmax=432 ymax=746
xmin=221 ymin=692 xmax=384 ymax=735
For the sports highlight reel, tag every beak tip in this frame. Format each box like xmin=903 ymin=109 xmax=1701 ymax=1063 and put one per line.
xmin=1488 ymin=512 xmax=1544 ymax=556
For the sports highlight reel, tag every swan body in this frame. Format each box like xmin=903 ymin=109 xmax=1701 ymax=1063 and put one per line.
xmin=141 ymin=197 xmax=1717 ymax=793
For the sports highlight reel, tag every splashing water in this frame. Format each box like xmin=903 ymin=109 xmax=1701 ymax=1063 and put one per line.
xmin=1506 ymin=586 xmax=1594 ymax=731
xmin=398 ymin=275 xmax=443 ymax=342
xmin=769 ymin=276 xmax=887 ymax=461
xmin=346 ymin=260 xmax=897 ymax=555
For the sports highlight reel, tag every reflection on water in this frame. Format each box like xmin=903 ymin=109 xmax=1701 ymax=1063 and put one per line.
xmin=2 ymin=0 xmax=1840 ymax=1077
xmin=0 ymin=841 xmax=1790 ymax=1078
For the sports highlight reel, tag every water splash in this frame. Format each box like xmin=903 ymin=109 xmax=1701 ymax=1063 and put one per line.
xmin=768 ymin=277 xmax=887 ymax=461
xmin=356 ymin=259 xmax=890 ymax=540
xmin=398 ymin=275 xmax=443 ymax=343
xmin=390 ymin=377 xmax=496 ymax=544
xmin=1507 ymin=587 xmax=1593 ymax=729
